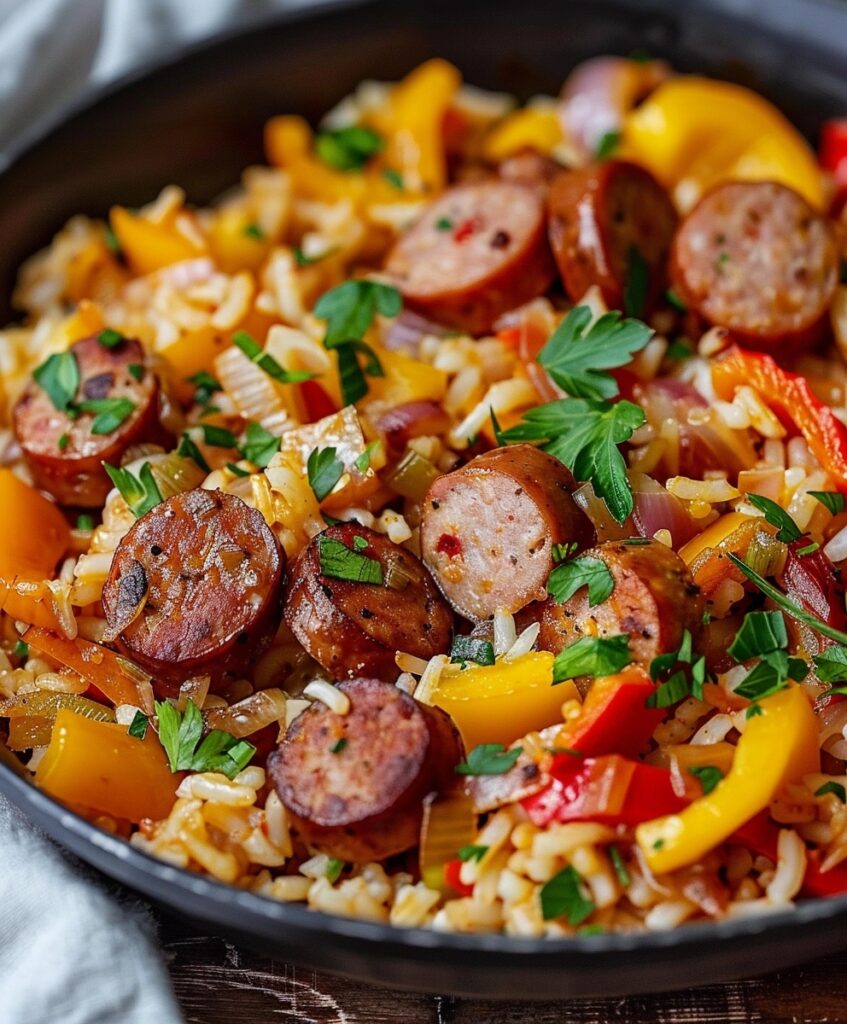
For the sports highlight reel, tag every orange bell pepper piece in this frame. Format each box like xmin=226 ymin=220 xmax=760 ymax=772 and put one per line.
xmin=110 ymin=206 xmax=202 ymax=276
xmin=713 ymin=346 xmax=847 ymax=493
xmin=36 ymin=708 xmax=180 ymax=823
xmin=0 ymin=471 xmax=69 ymax=629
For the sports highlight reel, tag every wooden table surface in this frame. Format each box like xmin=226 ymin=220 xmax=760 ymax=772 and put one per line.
xmin=154 ymin=908 xmax=847 ymax=1024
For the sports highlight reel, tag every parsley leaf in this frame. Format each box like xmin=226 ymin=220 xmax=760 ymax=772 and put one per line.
xmin=595 ymin=130 xmax=620 ymax=160
xmin=536 ymin=306 xmax=653 ymax=402
xmin=77 ymin=397 xmax=136 ymax=435
xmin=307 ymin=446 xmax=345 ymax=502
xmin=33 ymin=351 xmax=80 ymax=412
xmin=354 ymin=441 xmax=379 ymax=473
xmin=665 ymin=288 xmax=687 ymax=313
xmin=449 ymin=636 xmax=496 ymax=667
xmin=177 ymin=433 xmax=211 ymax=473
xmin=243 ymin=222 xmax=265 ymax=240
xmin=809 ymin=491 xmax=846 ymax=516
xmin=553 ymin=635 xmax=631 ymax=683
xmin=154 ymin=699 xmax=255 ymax=779
xmin=547 ymin=555 xmax=614 ymax=607
xmin=104 ymin=461 xmax=163 ymax=518
xmin=457 ymin=844 xmax=489 ymax=863
xmin=199 ymin=424 xmax=239 ymax=448
xmin=330 ymin=737 xmax=348 ymax=754
xmin=325 ymin=857 xmax=345 ymax=883
xmin=688 ymin=764 xmax=724 ymax=795
xmin=608 ymin=845 xmax=630 ymax=887
xmin=187 ymin=371 xmax=221 ymax=407
xmin=128 ymin=363 xmax=144 ymax=382
xmin=746 ymin=494 xmax=802 ymax=543
xmin=501 ymin=397 xmax=645 ymax=524
xmin=540 ymin=865 xmax=595 ymax=924
xmin=727 ymin=610 xmax=788 ymax=662
xmin=623 ymin=246 xmax=649 ymax=319
xmin=455 ymin=743 xmax=522 ymax=776
xmin=232 ymin=330 xmax=314 ymax=384
xmin=814 ymin=645 xmax=847 ymax=684
xmin=97 ymin=328 xmax=125 ymax=349
xmin=315 ymin=125 xmax=384 ymax=171
xmin=240 ymin=422 xmax=280 ymax=468
xmin=128 ymin=710 xmax=149 ymax=740
xmin=382 ymin=168 xmax=404 ymax=190
xmin=726 ymin=608 xmax=805 ymax=702
xmin=317 ymin=534 xmax=383 ymax=585
xmin=815 ymin=781 xmax=847 ymax=803
xmin=646 ymin=669 xmax=692 ymax=708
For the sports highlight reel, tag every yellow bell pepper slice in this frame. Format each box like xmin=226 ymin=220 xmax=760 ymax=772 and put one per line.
xmin=208 ymin=208 xmax=271 ymax=273
xmin=0 ymin=470 xmax=69 ymax=629
xmin=110 ymin=206 xmax=202 ymax=276
xmin=623 ymin=77 xmax=825 ymax=209
xmin=636 ymin=686 xmax=819 ymax=874
xmin=678 ymin=512 xmax=753 ymax=567
xmin=364 ymin=343 xmax=448 ymax=407
xmin=428 ymin=650 xmax=580 ymax=751
xmin=37 ymin=708 xmax=180 ymax=823
xmin=265 ymin=115 xmax=372 ymax=205
xmin=483 ymin=104 xmax=564 ymax=162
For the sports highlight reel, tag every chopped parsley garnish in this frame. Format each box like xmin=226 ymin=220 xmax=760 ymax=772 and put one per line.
xmin=746 ymin=494 xmax=802 ymax=543
xmin=666 ymin=338 xmax=694 ymax=361
xmin=13 ymin=640 xmax=28 ymax=660
xmin=240 ymin=422 xmax=280 ymax=468
xmin=457 ymin=844 xmax=488 ymax=863
xmin=314 ymin=281 xmax=401 ymax=405
xmin=104 ymin=225 xmax=122 ymax=257
xmin=624 ymin=245 xmax=649 ymax=319
xmin=77 ymin=397 xmax=136 ymax=435
xmin=501 ymin=397 xmax=646 ymax=524
xmin=200 ymin=424 xmax=239 ymax=448
xmin=814 ymin=645 xmax=847 ymax=684
xmin=608 ymin=845 xmax=630 ymax=888
xmin=726 ymin=609 xmax=806 ymax=703
xmin=154 ymin=698 xmax=256 ymax=779
xmin=728 ymin=554 xmax=847 ymax=649
xmin=243 ymin=222 xmax=265 ymax=240
xmin=104 ymin=461 xmax=163 ymax=518
xmin=547 ymin=555 xmax=614 ymax=608
xmin=534 ymin=306 xmax=653 ymax=402
xmin=325 ymin=857 xmax=345 ymax=883
xmin=540 ymin=865 xmax=595 ymax=924
xmin=330 ymin=737 xmax=348 ymax=754
xmin=33 ymin=351 xmax=80 ymax=412
xmin=226 ymin=462 xmax=251 ymax=478
xmin=552 ymin=541 xmax=579 ymax=564
xmin=727 ymin=610 xmax=788 ymax=662
xmin=97 ymin=328 xmax=124 ymax=349
xmin=746 ymin=703 xmax=764 ymax=719
xmin=449 ymin=636 xmax=496 ymax=667
xmin=809 ymin=491 xmax=846 ymax=516
xmin=354 ymin=441 xmax=379 ymax=473
xmin=177 ymin=433 xmax=211 ymax=473
xmin=796 ymin=542 xmax=820 ymax=556
xmin=232 ymin=330 xmax=315 ymax=385
xmin=307 ymin=446 xmax=345 ymax=502
xmin=647 ymin=629 xmax=708 ymax=706
xmin=128 ymin=710 xmax=149 ymax=740
xmin=294 ymin=246 xmax=336 ymax=267
xmin=688 ymin=764 xmax=724 ymax=796
xmin=553 ymin=635 xmax=631 ymax=683
xmin=315 ymin=124 xmax=384 ymax=171
xmin=187 ymin=371 xmax=221 ymax=408
xmin=815 ymin=781 xmax=847 ymax=803
xmin=57 ymin=432 xmax=69 ymax=451
xmin=455 ymin=743 xmax=522 ymax=777
xmin=76 ymin=513 xmax=94 ymax=531
xmin=128 ymin=363 xmax=144 ymax=382
xmin=595 ymin=130 xmax=621 ymax=160
xmin=647 ymin=670 xmax=692 ymax=708
xmin=665 ymin=288 xmax=687 ymax=313
xmin=353 ymin=535 xmax=368 ymax=550
xmin=435 ymin=217 xmax=454 ymax=232
xmin=317 ymin=534 xmax=383 ymax=585
xmin=382 ymin=168 xmax=404 ymax=190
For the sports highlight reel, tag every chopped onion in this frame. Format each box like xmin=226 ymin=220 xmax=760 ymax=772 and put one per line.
xmin=630 ymin=472 xmax=698 ymax=547
xmin=493 ymin=609 xmax=517 ymax=658
xmin=745 ymin=532 xmax=787 ymax=578
xmin=573 ymin=482 xmax=629 ymax=541
xmin=177 ymin=675 xmax=211 ymax=713
xmin=419 ymin=790 xmax=478 ymax=894
xmin=204 ymin=688 xmax=288 ymax=738
xmin=387 ymin=450 xmax=440 ymax=503
xmin=384 ymin=557 xmax=414 ymax=591
xmin=381 ymin=310 xmax=450 ymax=353
xmin=825 ymin=524 xmax=847 ymax=564
xmin=0 ymin=690 xmax=115 ymax=724
xmin=214 ymin=345 xmax=294 ymax=436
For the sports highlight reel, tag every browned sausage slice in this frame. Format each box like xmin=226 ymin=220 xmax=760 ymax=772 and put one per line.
xmin=384 ymin=180 xmax=555 ymax=335
xmin=537 ymin=539 xmax=703 ymax=670
xmin=548 ymin=160 xmax=677 ymax=313
xmin=497 ymin=150 xmax=563 ymax=198
xmin=268 ymin=677 xmax=464 ymax=862
xmin=420 ymin=444 xmax=594 ymax=622
xmin=102 ymin=488 xmax=284 ymax=691
xmin=670 ymin=180 xmax=839 ymax=347
xmin=284 ymin=523 xmax=452 ymax=681
xmin=13 ymin=333 xmax=169 ymax=507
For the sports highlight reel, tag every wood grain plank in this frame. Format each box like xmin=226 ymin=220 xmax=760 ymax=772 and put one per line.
xmin=156 ymin=911 xmax=847 ymax=1024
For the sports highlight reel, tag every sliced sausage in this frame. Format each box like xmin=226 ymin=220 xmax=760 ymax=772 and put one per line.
xmin=384 ymin=180 xmax=556 ymax=335
xmin=670 ymin=180 xmax=839 ymax=347
xmin=548 ymin=159 xmax=677 ymax=313
xmin=537 ymin=539 xmax=703 ymax=669
xmin=268 ymin=677 xmax=464 ymax=862
xmin=497 ymin=150 xmax=562 ymax=198
xmin=284 ymin=523 xmax=452 ymax=681
xmin=420 ymin=444 xmax=594 ymax=622
xmin=13 ymin=333 xmax=169 ymax=507
xmin=102 ymin=488 xmax=284 ymax=691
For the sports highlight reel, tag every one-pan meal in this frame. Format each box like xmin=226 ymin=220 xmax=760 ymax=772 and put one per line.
xmin=5 ymin=56 xmax=847 ymax=937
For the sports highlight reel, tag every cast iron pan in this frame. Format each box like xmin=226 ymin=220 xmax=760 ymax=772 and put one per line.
xmin=1 ymin=0 xmax=846 ymax=998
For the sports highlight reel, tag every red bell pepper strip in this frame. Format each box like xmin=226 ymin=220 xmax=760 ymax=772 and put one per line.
xmin=713 ymin=346 xmax=847 ymax=494
xmin=554 ymin=668 xmax=666 ymax=759
xmin=523 ymin=754 xmax=688 ymax=828
xmin=443 ymin=858 xmax=474 ymax=897
xmin=299 ymin=380 xmax=338 ymax=422
xmin=820 ymin=120 xmax=847 ymax=190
